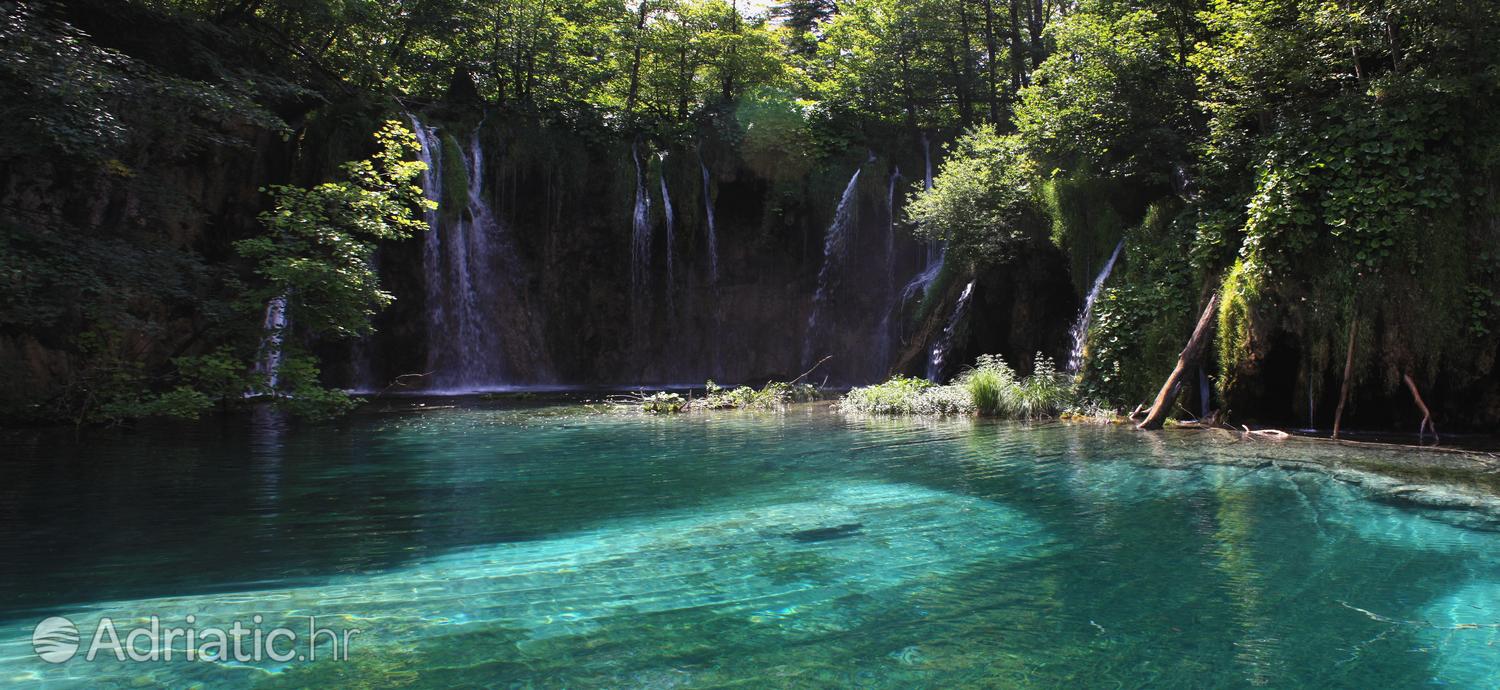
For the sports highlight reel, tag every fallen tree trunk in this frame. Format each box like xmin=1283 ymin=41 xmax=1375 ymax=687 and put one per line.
xmin=1139 ymin=291 xmax=1221 ymax=431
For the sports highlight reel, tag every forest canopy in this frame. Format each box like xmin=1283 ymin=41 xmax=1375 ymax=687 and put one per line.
xmin=3 ymin=0 xmax=1499 ymax=428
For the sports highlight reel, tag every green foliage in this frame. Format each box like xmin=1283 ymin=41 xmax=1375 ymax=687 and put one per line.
xmin=1215 ymin=258 xmax=1262 ymax=396
xmin=0 ymin=1 xmax=292 ymax=163
xmin=439 ymin=132 xmax=470 ymax=222
xmin=235 ymin=121 xmax=433 ymax=340
xmin=733 ymin=88 xmax=816 ymax=181
xmin=841 ymin=355 xmax=1072 ymax=419
xmin=837 ymin=376 xmax=973 ymax=415
xmin=640 ymin=392 xmax=688 ymax=414
xmin=0 ymin=221 xmax=224 ymax=331
xmin=1013 ymin=354 xmax=1073 ymax=419
xmin=906 ymin=126 xmax=1040 ymax=266
xmin=173 ymin=347 xmax=263 ymax=401
xmin=1080 ymin=204 xmax=1197 ymax=405
xmin=693 ymin=379 xmax=819 ymax=411
xmin=961 ymin=356 xmax=1015 ymax=416
xmin=1016 ymin=7 xmax=1196 ymax=181
xmin=268 ymin=355 xmax=357 ymax=421
xmin=1040 ymin=172 xmax=1125 ymax=295
xmin=1240 ymin=92 xmax=1459 ymax=280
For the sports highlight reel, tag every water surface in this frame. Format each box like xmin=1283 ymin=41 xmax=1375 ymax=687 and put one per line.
xmin=4 ymin=403 xmax=1500 ymax=687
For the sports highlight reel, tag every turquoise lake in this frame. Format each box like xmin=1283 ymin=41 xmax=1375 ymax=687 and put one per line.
xmin=4 ymin=402 xmax=1500 ymax=687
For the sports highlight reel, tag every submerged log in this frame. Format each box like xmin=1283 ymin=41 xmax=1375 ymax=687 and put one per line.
xmin=1139 ymin=291 xmax=1221 ymax=430
xmin=1332 ymin=317 xmax=1358 ymax=440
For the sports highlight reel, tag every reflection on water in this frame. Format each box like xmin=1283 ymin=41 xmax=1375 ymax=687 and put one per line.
xmin=3 ymin=404 xmax=1500 ymax=687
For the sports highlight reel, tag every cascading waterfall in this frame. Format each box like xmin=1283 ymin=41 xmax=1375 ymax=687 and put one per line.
xmin=658 ymin=153 xmax=676 ymax=308
xmin=898 ymin=133 xmax=945 ymax=311
xmin=1066 ymin=238 xmax=1126 ymax=373
xmin=700 ymin=152 xmax=723 ymax=377
xmin=409 ymin=114 xmax=549 ymax=391
xmin=927 ymin=281 xmax=975 ymax=382
xmin=803 ymin=168 xmax=862 ymax=367
xmin=885 ymin=167 xmax=900 ymax=286
xmin=411 ymin=116 xmax=446 ymax=360
xmin=1199 ymin=367 xmax=1211 ymax=419
xmin=699 ymin=154 xmax=719 ymax=284
xmin=874 ymin=167 xmax=902 ymax=370
xmin=921 ymin=132 xmax=934 ymax=192
xmin=251 ymin=295 xmax=288 ymax=390
xmin=631 ymin=143 xmax=653 ymax=303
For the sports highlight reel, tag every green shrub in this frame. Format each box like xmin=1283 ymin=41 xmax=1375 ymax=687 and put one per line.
xmin=269 ymin=355 xmax=357 ymax=421
xmin=958 ymin=354 xmax=1018 ymax=416
xmin=1013 ymin=354 xmax=1072 ymax=419
xmin=837 ymin=376 xmax=953 ymax=415
xmin=842 ymin=354 xmax=1073 ymax=419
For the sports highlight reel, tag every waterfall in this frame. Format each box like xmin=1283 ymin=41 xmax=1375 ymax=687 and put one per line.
xmin=875 ymin=167 xmax=902 ymax=370
xmin=928 ymin=281 xmax=975 ymax=382
xmin=1308 ymin=382 xmax=1316 ymax=431
xmin=921 ymin=132 xmax=934 ymax=192
xmin=658 ymin=153 xmax=676 ymax=307
xmin=251 ymin=295 xmax=288 ymax=391
xmin=1199 ymin=367 xmax=1211 ymax=419
xmin=700 ymin=152 xmax=723 ymax=378
xmin=411 ymin=116 xmax=446 ymax=363
xmin=631 ymin=143 xmax=653 ymax=305
xmin=1066 ymin=239 xmax=1126 ymax=373
xmin=898 ymin=132 xmax=945 ymax=313
xmin=699 ymin=155 xmax=719 ymax=284
xmin=409 ymin=114 xmax=549 ymax=391
xmin=803 ymin=168 xmax=862 ymax=367
xmin=885 ymin=167 xmax=900 ymax=285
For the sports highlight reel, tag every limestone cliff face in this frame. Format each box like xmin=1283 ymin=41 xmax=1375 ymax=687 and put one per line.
xmin=348 ymin=113 xmax=1079 ymax=391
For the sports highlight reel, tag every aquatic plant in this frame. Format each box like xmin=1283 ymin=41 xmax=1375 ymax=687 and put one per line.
xmin=841 ymin=354 xmax=1074 ymax=419
xmin=693 ymin=380 xmax=819 ymax=411
xmin=640 ymin=392 xmax=688 ymax=414
xmin=838 ymin=376 xmax=965 ymax=416
xmin=631 ymin=381 xmax=819 ymax=415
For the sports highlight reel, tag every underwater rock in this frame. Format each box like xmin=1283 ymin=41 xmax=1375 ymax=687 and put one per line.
xmin=785 ymin=522 xmax=864 ymax=543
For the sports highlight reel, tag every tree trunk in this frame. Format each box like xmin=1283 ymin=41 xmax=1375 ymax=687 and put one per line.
xmin=1027 ymin=0 xmax=1046 ymax=71
xmin=982 ymin=0 xmax=1001 ymax=123
xmin=1139 ymin=291 xmax=1221 ymax=430
xmin=1402 ymin=372 xmax=1438 ymax=444
xmin=956 ymin=0 xmax=977 ymax=126
xmin=624 ymin=1 xmax=651 ymax=119
xmin=1331 ymin=316 xmax=1357 ymax=440
xmin=1008 ymin=0 xmax=1027 ymax=92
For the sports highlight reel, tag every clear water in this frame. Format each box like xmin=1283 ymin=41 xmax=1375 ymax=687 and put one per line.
xmin=4 ymin=404 xmax=1500 ymax=687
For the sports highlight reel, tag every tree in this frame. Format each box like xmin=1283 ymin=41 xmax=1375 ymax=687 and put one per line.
xmin=906 ymin=125 xmax=1040 ymax=265
xmin=235 ymin=121 xmax=433 ymax=340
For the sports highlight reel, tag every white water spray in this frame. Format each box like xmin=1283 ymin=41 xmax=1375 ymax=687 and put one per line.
xmin=1067 ymin=239 xmax=1126 ymax=373
xmin=699 ymin=155 xmax=719 ymax=284
xmin=928 ymin=281 xmax=975 ymax=382
xmin=252 ymin=295 xmax=288 ymax=390
xmin=658 ymin=153 xmax=676 ymax=307
xmin=803 ymin=169 xmax=862 ymax=367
